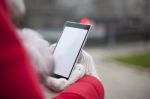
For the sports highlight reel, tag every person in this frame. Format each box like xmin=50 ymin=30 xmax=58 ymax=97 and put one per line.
xmin=0 ymin=0 xmax=104 ymax=99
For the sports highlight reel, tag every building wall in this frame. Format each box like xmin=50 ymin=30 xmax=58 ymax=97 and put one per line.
xmin=24 ymin=0 xmax=150 ymax=29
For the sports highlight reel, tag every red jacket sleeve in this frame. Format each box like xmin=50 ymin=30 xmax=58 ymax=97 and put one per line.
xmin=53 ymin=75 xmax=104 ymax=99
xmin=0 ymin=0 xmax=44 ymax=98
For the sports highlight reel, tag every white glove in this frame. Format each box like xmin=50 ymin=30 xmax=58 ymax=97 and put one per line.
xmin=17 ymin=28 xmax=53 ymax=82
xmin=46 ymin=64 xmax=86 ymax=92
xmin=45 ymin=44 xmax=100 ymax=92
xmin=17 ymin=28 xmax=99 ymax=92
xmin=78 ymin=50 xmax=100 ymax=80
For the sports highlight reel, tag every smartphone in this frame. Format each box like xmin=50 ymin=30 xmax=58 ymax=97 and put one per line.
xmin=52 ymin=21 xmax=91 ymax=79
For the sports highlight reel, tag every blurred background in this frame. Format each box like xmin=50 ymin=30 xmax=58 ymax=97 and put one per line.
xmin=23 ymin=0 xmax=150 ymax=99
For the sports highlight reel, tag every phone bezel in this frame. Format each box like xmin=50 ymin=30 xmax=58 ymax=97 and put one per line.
xmin=52 ymin=21 xmax=91 ymax=79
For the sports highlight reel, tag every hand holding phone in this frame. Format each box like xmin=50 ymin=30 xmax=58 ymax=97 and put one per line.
xmin=52 ymin=21 xmax=91 ymax=79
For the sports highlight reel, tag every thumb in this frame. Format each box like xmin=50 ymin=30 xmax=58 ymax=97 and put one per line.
xmin=46 ymin=77 xmax=67 ymax=92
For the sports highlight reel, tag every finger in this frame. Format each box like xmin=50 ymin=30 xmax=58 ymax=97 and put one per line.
xmin=67 ymin=64 xmax=86 ymax=85
xmin=78 ymin=50 xmax=101 ymax=80
xmin=46 ymin=77 xmax=67 ymax=92
xmin=49 ymin=43 xmax=56 ymax=52
xmin=78 ymin=50 xmax=92 ymax=74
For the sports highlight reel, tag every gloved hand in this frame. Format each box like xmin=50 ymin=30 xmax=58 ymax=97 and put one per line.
xmin=45 ymin=44 xmax=100 ymax=92
xmin=18 ymin=28 xmax=99 ymax=92
xmin=46 ymin=64 xmax=86 ymax=92
xmin=78 ymin=50 xmax=100 ymax=80
xmin=17 ymin=28 xmax=54 ymax=82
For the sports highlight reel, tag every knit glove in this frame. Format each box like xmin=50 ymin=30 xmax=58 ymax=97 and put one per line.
xmin=46 ymin=44 xmax=100 ymax=92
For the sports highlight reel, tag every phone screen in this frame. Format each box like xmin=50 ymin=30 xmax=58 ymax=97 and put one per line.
xmin=53 ymin=22 xmax=90 ymax=79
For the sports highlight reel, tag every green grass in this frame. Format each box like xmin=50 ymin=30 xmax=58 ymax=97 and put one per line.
xmin=113 ymin=52 xmax=150 ymax=68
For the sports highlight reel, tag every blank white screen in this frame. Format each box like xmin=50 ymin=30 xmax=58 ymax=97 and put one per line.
xmin=53 ymin=26 xmax=88 ymax=78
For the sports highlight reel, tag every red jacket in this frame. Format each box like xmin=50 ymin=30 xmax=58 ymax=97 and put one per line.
xmin=0 ymin=0 xmax=104 ymax=99
xmin=53 ymin=75 xmax=104 ymax=99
